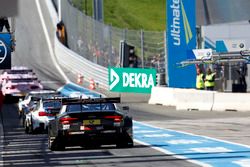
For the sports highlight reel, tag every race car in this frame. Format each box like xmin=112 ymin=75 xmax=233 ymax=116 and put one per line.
xmin=0 ymin=66 xmax=35 ymax=84
xmin=48 ymin=97 xmax=133 ymax=151
xmin=1 ymin=77 xmax=43 ymax=98
xmin=24 ymin=97 xmax=63 ymax=134
xmin=18 ymin=89 xmax=59 ymax=125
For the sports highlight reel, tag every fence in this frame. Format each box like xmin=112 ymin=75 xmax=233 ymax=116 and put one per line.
xmin=52 ymin=0 xmax=167 ymax=76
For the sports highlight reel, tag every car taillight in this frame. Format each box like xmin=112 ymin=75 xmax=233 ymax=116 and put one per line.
xmin=7 ymin=85 xmax=16 ymax=89
xmin=104 ymin=115 xmax=122 ymax=122
xmin=38 ymin=111 xmax=47 ymax=116
xmin=83 ymin=126 xmax=93 ymax=131
xmin=60 ymin=117 xmax=78 ymax=124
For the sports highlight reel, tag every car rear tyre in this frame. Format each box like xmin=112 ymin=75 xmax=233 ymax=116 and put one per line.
xmin=25 ymin=121 xmax=29 ymax=134
xmin=116 ymin=139 xmax=134 ymax=148
xmin=82 ymin=142 xmax=101 ymax=149
xmin=48 ymin=136 xmax=65 ymax=151
xmin=29 ymin=122 xmax=34 ymax=134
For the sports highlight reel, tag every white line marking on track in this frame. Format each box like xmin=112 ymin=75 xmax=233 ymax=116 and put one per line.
xmin=134 ymin=139 xmax=213 ymax=167
xmin=233 ymin=159 xmax=250 ymax=167
xmin=35 ymin=0 xmax=70 ymax=83
xmin=189 ymin=147 xmax=232 ymax=153
xmin=166 ymin=139 xmax=202 ymax=145
xmin=143 ymin=134 xmax=173 ymax=138
xmin=134 ymin=121 xmax=250 ymax=148
xmin=134 ymin=130 xmax=162 ymax=134
xmin=133 ymin=126 xmax=140 ymax=129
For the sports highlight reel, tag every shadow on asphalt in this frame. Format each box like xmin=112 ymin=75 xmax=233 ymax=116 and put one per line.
xmin=1 ymin=103 xmax=232 ymax=167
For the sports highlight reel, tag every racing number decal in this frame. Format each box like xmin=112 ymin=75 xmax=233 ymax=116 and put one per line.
xmin=83 ymin=120 xmax=101 ymax=125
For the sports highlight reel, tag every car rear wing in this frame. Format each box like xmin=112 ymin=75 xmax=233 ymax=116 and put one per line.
xmin=62 ymin=97 xmax=121 ymax=105
xmin=31 ymin=96 xmax=66 ymax=101
xmin=6 ymin=69 xmax=33 ymax=74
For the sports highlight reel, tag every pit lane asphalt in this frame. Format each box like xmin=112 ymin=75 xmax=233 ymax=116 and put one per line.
xmin=0 ymin=109 xmax=3 ymax=167
xmin=1 ymin=0 xmax=250 ymax=166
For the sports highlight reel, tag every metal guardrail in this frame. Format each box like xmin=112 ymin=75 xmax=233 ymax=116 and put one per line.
xmin=54 ymin=36 xmax=109 ymax=89
xmin=52 ymin=0 xmax=166 ymax=74
xmin=50 ymin=0 xmax=168 ymax=90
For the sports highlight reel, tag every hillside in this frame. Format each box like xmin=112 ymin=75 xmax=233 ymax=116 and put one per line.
xmin=71 ymin=0 xmax=166 ymax=31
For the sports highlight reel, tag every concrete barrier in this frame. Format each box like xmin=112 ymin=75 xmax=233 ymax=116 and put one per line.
xmin=175 ymin=89 xmax=214 ymax=111
xmin=149 ymin=86 xmax=250 ymax=112
xmin=212 ymin=92 xmax=250 ymax=112
xmin=149 ymin=87 xmax=214 ymax=110
xmin=148 ymin=87 xmax=176 ymax=106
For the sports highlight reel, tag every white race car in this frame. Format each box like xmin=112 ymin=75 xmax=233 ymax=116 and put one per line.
xmin=25 ymin=97 xmax=62 ymax=134
xmin=18 ymin=90 xmax=58 ymax=125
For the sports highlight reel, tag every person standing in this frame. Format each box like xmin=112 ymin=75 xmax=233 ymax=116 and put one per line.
xmin=196 ymin=68 xmax=205 ymax=90
xmin=205 ymin=68 xmax=216 ymax=91
xmin=0 ymin=17 xmax=10 ymax=32
xmin=56 ymin=21 xmax=67 ymax=46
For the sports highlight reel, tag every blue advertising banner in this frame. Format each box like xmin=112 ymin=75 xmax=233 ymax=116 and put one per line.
xmin=167 ymin=0 xmax=196 ymax=88
xmin=0 ymin=33 xmax=11 ymax=69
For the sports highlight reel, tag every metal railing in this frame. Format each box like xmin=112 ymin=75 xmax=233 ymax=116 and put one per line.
xmin=52 ymin=0 xmax=167 ymax=75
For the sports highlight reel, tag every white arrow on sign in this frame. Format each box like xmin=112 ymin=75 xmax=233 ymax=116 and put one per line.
xmin=110 ymin=69 xmax=120 ymax=90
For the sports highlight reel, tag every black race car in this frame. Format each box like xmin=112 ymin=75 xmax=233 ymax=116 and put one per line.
xmin=48 ymin=97 xmax=133 ymax=151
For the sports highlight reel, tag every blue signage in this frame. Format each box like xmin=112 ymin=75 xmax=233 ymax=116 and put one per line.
xmin=0 ymin=33 xmax=11 ymax=69
xmin=167 ymin=0 xmax=196 ymax=88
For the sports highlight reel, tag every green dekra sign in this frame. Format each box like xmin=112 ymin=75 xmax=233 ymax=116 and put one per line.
xmin=109 ymin=67 xmax=156 ymax=93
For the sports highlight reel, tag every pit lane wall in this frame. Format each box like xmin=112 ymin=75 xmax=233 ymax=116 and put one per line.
xmin=149 ymin=87 xmax=250 ymax=112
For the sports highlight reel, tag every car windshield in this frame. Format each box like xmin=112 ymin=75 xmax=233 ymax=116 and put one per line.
xmin=67 ymin=103 xmax=115 ymax=112
xmin=43 ymin=101 xmax=62 ymax=108
xmin=35 ymin=94 xmax=57 ymax=98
